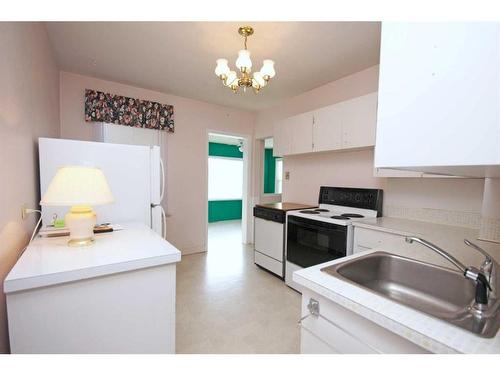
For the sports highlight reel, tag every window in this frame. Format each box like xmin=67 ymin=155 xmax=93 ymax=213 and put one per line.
xmin=275 ymin=159 xmax=283 ymax=194
xmin=208 ymin=157 xmax=243 ymax=200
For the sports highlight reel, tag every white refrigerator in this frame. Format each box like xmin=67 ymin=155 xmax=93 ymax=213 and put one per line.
xmin=38 ymin=137 xmax=167 ymax=238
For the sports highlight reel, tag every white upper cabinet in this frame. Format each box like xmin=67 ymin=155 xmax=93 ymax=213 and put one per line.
xmin=375 ymin=22 xmax=500 ymax=177
xmin=312 ymin=102 xmax=343 ymax=152
xmin=272 ymin=93 xmax=378 ymax=157
xmin=289 ymin=112 xmax=314 ymax=154
xmin=312 ymin=92 xmax=377 ymax=152
xmin=273 ymin=120 xmax=291 ymax=157
xmin=342 ymin=92 xmax=378 ymax=149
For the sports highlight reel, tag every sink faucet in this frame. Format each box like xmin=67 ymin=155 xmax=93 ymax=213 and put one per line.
xmin=405 ymin=236 xmax=496 ymax=311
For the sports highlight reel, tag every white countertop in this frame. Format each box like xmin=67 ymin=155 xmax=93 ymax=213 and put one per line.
xmin=294 ymin=217 xmax=500 ymax=354
xmin=4 ymin=222 xmax=181 ymax=294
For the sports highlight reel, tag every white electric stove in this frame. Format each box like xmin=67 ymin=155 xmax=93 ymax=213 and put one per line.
xmin=285 ymin=186 xmax=383 ymax=291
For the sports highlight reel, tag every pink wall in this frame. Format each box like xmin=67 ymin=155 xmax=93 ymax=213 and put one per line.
xmin=282 ymin=150 xmax=386 ymax=204
xmin=59 ymin=72 xmax=255 ymax=254
xmin=0 ymin=23 xmax=60 ymax=353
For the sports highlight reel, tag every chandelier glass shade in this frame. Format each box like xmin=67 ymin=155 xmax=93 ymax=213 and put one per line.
xmin=214 ymin=26 xmax=276 ymax=94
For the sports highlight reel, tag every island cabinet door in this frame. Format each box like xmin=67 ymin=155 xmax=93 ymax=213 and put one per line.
xmin=299 ymin=291 xmax=431 ymax=354
xmin=7 ymin=264 xmax=176 ymax=354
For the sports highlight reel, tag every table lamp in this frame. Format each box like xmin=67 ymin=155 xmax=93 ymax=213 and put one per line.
xmin=40 ymin=166 xmax=114 ymax=247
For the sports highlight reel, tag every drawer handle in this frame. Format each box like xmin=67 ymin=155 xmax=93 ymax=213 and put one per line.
xmin=298 ymin=298 xmax=382 ymax=354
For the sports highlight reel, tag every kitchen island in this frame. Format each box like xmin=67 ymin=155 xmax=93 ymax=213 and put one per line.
xmin=4 ymin=222 xmax=181 ymax=354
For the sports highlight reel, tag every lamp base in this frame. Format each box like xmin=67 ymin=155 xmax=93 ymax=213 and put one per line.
xmin=68 ymin=237 xmax=95 ymax=247
xmin=65 ymin=205 xmax=97 ymax=247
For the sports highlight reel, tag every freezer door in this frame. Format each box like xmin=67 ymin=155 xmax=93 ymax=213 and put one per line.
xmin=150 ymin=145 xmax=163 ymax=205
xmin=39 ymin=138 xmax=152 ymax=227
xmin=98 ymin=122 xmax=161 ymax=146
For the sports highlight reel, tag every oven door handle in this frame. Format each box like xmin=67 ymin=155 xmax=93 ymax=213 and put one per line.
xmin=288 ymin=218 xmax=342 ymax=231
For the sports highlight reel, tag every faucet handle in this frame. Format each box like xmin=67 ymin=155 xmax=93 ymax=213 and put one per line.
xmin=464 ymin=239 xmax=493 ymax=268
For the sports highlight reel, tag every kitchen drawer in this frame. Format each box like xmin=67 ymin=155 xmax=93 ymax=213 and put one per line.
xmin=353 ymin=226 xmax=403 ymax=252
xmin=254 ymin=251 xmax=283 ymax=277
xmin=300 ymin=290 xmax=429 ymax=354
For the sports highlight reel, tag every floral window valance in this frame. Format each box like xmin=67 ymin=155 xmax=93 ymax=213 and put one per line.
xmin=84 ymin=89 xmax=174 ymax=132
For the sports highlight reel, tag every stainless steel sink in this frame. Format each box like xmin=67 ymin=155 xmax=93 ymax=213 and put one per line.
xmin=321 ymin=252 xmax=500 ymax=338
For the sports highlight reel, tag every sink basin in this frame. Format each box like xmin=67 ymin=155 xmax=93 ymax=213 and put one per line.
xmin=321 ymin=252 xmax=500 ymax=338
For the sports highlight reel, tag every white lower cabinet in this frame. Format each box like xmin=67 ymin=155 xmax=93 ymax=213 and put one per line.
xmin=300 ymin=326 xmax=339 ymax=354
xmin=353 ymin=226 xmax=402 ymax=254
xmin=300 ymin=290 xmax=430 ymax=354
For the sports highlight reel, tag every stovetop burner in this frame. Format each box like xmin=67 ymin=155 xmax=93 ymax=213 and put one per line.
xmin=314 ymin=209 xmax=330 ymax=212
xmin=331 ymin=216 xmax=350 ymax=220
xmin=300 ymin=210 xmax=320 ymax=214
xmin=341 ymin=213 xmax=365 ymax=218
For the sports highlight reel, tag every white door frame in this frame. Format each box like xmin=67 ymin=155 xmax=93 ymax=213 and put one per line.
xmin=205 ymin=129 xmax=253 ymax=247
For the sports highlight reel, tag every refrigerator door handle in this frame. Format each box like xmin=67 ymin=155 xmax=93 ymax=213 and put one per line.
xmin=161 ymin=206 xmax=167 ymax=239
xmin=159 ymin=157 xmax=165 ymax=203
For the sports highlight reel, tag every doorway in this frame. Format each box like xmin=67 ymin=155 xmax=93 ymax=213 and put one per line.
xmin=205 ymin=131 xmax=251 ymax=255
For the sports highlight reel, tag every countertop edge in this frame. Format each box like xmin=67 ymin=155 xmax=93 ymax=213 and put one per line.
xmin=4 ymin=252 xmax=181 ymax=294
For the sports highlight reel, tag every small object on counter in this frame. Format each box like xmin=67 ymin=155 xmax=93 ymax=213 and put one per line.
xmin=54 ymin=219 xmax=65 ymax=228
xmin=93 ymin=224 xmax=113 ymax=234
xmin=38 ymin=224 xmax=124 ymax=238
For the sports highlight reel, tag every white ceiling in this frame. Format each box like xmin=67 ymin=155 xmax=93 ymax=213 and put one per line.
xmin=45 ymin=22 xmax=381 ymax=111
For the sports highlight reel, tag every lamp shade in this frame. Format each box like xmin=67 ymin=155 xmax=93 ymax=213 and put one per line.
xmin=235 ymin=50 xmax=252 ymax=71
xmin=224 ymin=71 xmax=238 ymax=87
xmin=214 ymin=58 xmax=230 ymax=77
xmin=40 ymin=166 xmax=114 ymax=206
xmin=252 ymin=71 xmax=267 ymax=87
xmin=260 ymin=59 xmax=276 ymax=78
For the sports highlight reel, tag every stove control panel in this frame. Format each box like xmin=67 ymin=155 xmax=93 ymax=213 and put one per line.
xmin=318 ymin=187 xmax=383 ymax=216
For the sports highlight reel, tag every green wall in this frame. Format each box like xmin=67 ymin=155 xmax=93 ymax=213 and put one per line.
xmin=208 ymin=200 xmax=243 ymax=223
xmin=208 ymin=142 xmax=243 ymax=158
xmin=208 ymin=142 xmax=243 ymax=222
xmin=264 ymin=148 xmax=279 ymax=194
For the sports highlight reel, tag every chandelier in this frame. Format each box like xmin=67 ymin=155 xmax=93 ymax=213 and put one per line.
xmin=214 ymin=26 xmax=276 ymax=94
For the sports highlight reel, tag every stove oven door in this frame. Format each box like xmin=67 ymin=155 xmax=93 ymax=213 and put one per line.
xmin=287 ymin=215 xmax=347 ymax=268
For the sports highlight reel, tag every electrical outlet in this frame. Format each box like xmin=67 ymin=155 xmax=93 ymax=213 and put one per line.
xmin=21 ymin=205 xmax=39 ymax=220
xmin=285 ymin=171 xmax=290 ymax=180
